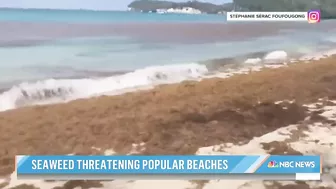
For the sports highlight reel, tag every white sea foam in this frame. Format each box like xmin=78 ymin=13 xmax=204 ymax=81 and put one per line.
xmin=263 ymin=50 xmax=288 ymax=64
xmin=0 ymin=49 xmax=334 ymax=112
xmin=244 ymin=58 xmax=261 ymax=64
xmin=299 ymin=48 xmax=336 ymax=61
xmin=0 ymin=63 xmax=208 ymax=111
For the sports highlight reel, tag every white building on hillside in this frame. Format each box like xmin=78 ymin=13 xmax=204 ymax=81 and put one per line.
xmin=166 ymin=7 xmax=202 ymax=14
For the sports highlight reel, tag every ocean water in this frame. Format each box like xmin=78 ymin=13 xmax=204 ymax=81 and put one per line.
xmin=0 ymin=8 xmax=335 ymax=111
xmin=0 ymin=8 xmax=227 ymax=23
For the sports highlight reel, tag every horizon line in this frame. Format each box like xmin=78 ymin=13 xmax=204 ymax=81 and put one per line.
xmin=0 ymin=7 xmax=128 ymax=11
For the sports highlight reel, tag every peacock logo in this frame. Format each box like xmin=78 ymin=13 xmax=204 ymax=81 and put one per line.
xmin=267 ymin=161 xmax=278 ymax=168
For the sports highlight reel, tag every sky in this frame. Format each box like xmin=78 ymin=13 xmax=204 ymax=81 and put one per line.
xmin=0 ymin=0 xmax=232 ymax=11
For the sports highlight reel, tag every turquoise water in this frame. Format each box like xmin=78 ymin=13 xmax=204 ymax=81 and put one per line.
xmin=0 ymin=8 xmax=226 ymax=23
xmin=0 ymin=8 xmax=335 ymax=86
xmin=0 ymin=8 xmax=336 ymax=110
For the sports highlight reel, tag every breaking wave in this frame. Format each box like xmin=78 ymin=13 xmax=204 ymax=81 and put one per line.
xmin=2 ymin=48 xmax=335 ymax=112
xmin=0 ymin=63 xmax=208 ymax=111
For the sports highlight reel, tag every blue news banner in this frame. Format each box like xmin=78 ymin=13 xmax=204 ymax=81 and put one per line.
xmin=16 ymin=155 xmax=321 ymax=180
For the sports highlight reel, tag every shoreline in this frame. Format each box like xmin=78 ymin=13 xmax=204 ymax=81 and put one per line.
xmin=0 ymin=48 xmax=310 ymax=111
xmin=0 ymin=47 xmax=330 ymax=112
xmin=0 ymin=56 xmax=336 ymax=188
xmin=0 ymin=48 xmax=275 ymax=111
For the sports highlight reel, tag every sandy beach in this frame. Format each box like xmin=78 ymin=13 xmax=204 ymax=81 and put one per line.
xmin=0 ymin=55 xmax=335 ymax=189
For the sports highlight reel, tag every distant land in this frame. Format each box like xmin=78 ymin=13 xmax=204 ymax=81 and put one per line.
xmin=128 ymin=0 xmax=336 ymax=18
xmin=127 ymin=0 xmax=238 ymax=14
